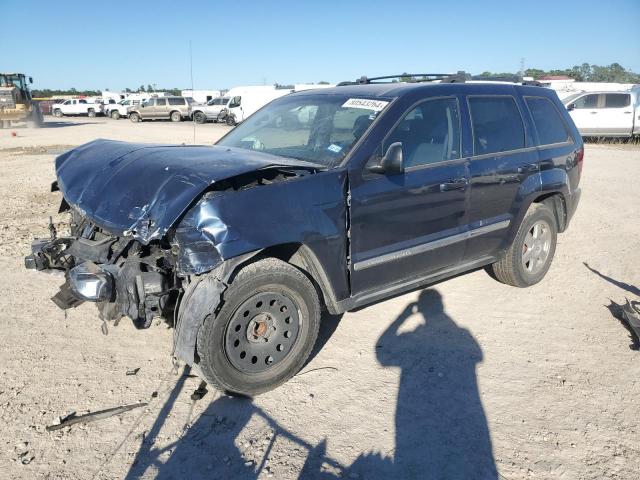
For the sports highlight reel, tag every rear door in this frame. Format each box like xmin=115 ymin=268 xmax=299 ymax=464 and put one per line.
xmin=155 ymin=98 xmax=168 ymax=119
xmin=349 ymin=96 xmax=469 ymax=294
xmin=599 ymin=93 xmax=633 ymax=136
xmin=463 ymin=93 xmax=539 ymax=261
xmin=567 ymin=93 xmax=600 ymax=136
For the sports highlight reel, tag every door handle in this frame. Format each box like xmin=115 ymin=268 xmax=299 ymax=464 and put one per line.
xmin=624 ymin=111 xmax=632 ymax=114
xmin=440 ymin=178 xmax=468 ymax=191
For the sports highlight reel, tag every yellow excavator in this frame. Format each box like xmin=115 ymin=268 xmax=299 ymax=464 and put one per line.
xmin=0 ymin=73 xmax=43 ymax=128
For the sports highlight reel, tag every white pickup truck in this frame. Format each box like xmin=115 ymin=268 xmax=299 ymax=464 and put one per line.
xmin=52 ymin=99 xmax=102 ymax=118
xmin=565 ymin=87 xmax=640 ymax=137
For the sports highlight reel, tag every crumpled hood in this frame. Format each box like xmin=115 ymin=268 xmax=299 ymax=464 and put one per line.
xmin=55 ymin=139 xmax=318 ymax=243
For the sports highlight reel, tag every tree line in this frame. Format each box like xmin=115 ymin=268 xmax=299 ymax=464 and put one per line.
xmin=31 ymin=63 xmax=639 ymax=98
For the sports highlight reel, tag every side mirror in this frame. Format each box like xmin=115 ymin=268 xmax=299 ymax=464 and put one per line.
xmin=567 ymin=103 xmax=575 ymax=111
xmin=368 ymin=142 xmax=404 ymax=174
xmin=29 ymin=77 xmax=33 ymax=84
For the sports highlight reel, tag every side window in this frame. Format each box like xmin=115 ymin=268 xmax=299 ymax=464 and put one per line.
xmin=79 ymin=99 xmax=87 ymax=104
xmin=469 ymin=96 xmax=525 ymax=155
xmin=525 ymin=97 xmax=571 ymax=146
xmin=156 ymin=98 xmax=167 ymax=106
xmin=604 ymin=94 xmax=630 ymax=108
xmin=168 ymin=97 xmax=185 ymax=106
xmin=386 ymin=97 xmax=461 ymax=167
xmin=574 ymin=94 xmax=599 ymax=109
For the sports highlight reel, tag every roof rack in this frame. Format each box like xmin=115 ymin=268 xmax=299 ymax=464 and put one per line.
xmin=337 ymin=71 xmax=470 ymax=86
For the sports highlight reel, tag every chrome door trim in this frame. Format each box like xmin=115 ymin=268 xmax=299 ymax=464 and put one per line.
xmin=353 ymin=219 xmax=510 ymax=271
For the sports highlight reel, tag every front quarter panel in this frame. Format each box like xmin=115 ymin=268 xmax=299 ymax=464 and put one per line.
xmin=173 ymin=169 xmax=350 ymax=301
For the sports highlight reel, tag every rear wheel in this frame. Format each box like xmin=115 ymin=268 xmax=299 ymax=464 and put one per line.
xmin=487 ymin=203 xmax=557 ymax=287
xmin=170 ymin=111 xmax=182 ymax=122
xmin=111 ymin=110 xmax=120 ymax=120
xmin=193 ymin=111 xmax=207 ymax=124
xmin=194 ymin=258 xmax=321 ymax=396
xmin=129 ymin=112 xmax=140 ymax=123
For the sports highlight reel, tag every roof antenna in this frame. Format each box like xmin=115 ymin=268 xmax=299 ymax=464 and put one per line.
xmin=190 ymin=40 xmax=195 ymax=144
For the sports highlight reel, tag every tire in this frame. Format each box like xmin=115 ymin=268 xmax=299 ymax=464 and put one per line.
xmin=193 ymin=111 xmax=207 ymax=124
xmin=487 ymin=203 xmax=558 ymax=287
xmin=53 ymin=109 xmax=63 ymax=118
xmin=111 ymin=110 xmax=120 ymax=120
xmin=195 ymin=258 xmax=321 ymax=396
xmin=226 ymin=114 xmax=236 ymax=126
xmin=87 ymin=108 xmax=96 ymax=118
xmin=129 ymin=112 xmax=140 ymax=123
xmin=170 ymin=111 xmax=182 ymax=122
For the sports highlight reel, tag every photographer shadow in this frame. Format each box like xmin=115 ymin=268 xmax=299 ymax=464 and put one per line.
xmin=347 ymin=289 xmax=498 ymax=479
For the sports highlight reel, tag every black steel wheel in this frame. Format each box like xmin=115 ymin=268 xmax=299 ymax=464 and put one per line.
xmin=225 ymin=291 xmax=302 ymax=374
xmin=194 ymin=258 xmax=321 ymax=396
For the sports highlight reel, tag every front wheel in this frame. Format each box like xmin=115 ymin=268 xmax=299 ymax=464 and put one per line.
xmin=87 ymin=108 xmax=96 ymax=118
xmin=111 ymin=110 xmax=120 ymax=120
xmin=194 ymin=258 xmax=321 ymax=396
xmin=487 ymin=203 xmax=557 ymax=287
xmin=193 ymin=111 xmax=207 ymax=124
xmin=129 ymin=112 xmax=140 ymax=123
xmin=53 ymin=109 xmax=63 ymax=118
xmin=226 ymin=114 xmax=236 ymax=126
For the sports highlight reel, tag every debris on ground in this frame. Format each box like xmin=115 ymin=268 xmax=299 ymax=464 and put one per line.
xmin=126 ymin=367 xmax=140 ymax=376
xmin=46 ymin=402 xmax=148 ymax=431
xmin=190 ymin=381 xmax=208 ymax=401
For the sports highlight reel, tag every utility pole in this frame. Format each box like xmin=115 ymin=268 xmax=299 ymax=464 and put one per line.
xmin=519 ymin=58 xmax=526 ymax=80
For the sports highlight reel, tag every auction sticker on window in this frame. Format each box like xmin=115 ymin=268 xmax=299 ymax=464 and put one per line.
xmin=342 ymin=98 xmax=389 ymax=111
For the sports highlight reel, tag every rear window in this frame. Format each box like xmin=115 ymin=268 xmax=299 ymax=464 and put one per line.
xmin=525 ymin=97 xmax=571 ymax=146
xmin=469 ymin=96 xmax=525 ymax=155
xmin=168 ymin=98 xmax=184 ymax=106
xmin=605 ymin=94 xmax=630 ymax=108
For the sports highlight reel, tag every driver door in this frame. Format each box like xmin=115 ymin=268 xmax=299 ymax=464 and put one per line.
xmin=349 ymin=96 xmax=469 ymax=294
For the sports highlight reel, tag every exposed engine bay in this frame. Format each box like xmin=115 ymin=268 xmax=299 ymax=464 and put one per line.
xmin=26 ymin=206 xmax=179 ymax=329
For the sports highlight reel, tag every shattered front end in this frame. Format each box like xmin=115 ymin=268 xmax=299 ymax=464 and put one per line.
xmin=26 ymin=209 xmax=179 ymax=329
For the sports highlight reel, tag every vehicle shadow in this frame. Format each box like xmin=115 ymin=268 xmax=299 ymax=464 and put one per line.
xmin=583 ymin=262 xmax=640 ymax=297
xmin=345 ymin=289 xmax=498 ymax=479
xmin=41 ymin=121 xmax=98 ymax=128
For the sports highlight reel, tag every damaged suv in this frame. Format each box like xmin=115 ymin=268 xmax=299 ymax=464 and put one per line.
xmin=26 ymin=74 xmax=583 ymax=396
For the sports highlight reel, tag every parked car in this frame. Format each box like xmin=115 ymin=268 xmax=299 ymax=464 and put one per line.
xmin=224 ymin=86 xmax=292 ymax=126
xmin=564 ymin=87 xmax=639 ymax=137
xmin=105 ymin=98 xmax=144 ymax=119
xmin=127 ymin=96 xmax=192 ymax=122
xmin=52 ymin=98 xmax=101 ymax=118
xmin=191 ymin=97 xmax=229 ymax=124
xmin=25 ymin=76 xmax=583 ymax=396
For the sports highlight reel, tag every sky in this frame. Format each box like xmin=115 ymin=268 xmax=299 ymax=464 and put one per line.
xmin=2 ymin=0 xmax=639 ymax=92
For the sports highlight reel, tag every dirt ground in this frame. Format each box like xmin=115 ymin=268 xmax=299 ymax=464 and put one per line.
xmin=0 ymin=117 xmax=639 ymax=480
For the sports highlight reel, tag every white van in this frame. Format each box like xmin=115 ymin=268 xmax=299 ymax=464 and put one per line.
xmin=224 ymin=86 xmax=292 ymax=126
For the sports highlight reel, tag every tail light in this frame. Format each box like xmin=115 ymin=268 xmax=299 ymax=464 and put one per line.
xmin=576 ymin=146 xmax=584 ymax=175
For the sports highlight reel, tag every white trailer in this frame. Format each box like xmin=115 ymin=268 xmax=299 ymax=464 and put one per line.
xmin=181 ymin=89 xmax=221 ymax=103
xmin=224 ymin=86 xmax=292 ymax=126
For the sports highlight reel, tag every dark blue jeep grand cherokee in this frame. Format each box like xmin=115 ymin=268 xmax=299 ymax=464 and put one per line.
xmin=26 ymin=74 xmax=582 ymax=395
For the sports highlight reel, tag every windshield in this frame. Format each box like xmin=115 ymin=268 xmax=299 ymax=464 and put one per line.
xmin=562 ymin=93 xmax=583 ymax=105
xmin=217 ymin=94 xmax=390 ymax=167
